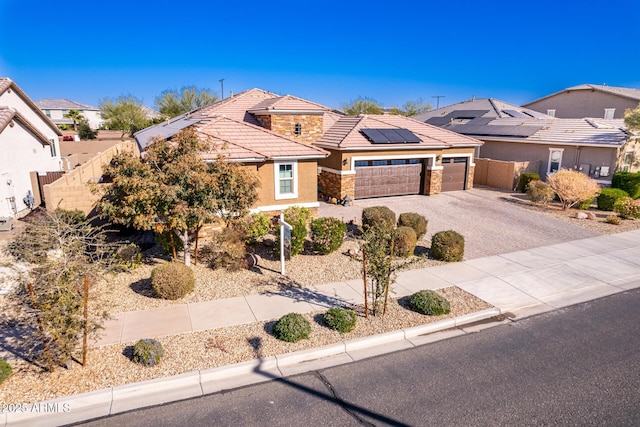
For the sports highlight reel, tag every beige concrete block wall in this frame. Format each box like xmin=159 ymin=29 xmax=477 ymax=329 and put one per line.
xmin=475 ymin=158 xmax=541 ymax=190
xmin=43 ymin=141 xmax=139 ymax=214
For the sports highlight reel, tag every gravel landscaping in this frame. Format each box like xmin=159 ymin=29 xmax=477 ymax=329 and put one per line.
xmin=1 ymin=186 xmax=639 ymax=406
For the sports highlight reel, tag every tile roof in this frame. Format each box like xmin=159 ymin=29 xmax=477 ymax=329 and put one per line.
xmin=523 ymin=84 xmax=640 ymax=106
xmin=315 ymin=114 xmax=483 ymax=150
xmin=0 ymin=106 xmax=54 ymax=145
xmin=0 ymin=77 xmax=63 ymax=136
xmin=248 ymin=94 xmax=332 ymax=113
xmin=196 ymin=115 xmax=328 ymax=161
xmin=0 ymin=106 xmax=16 ymax=132
xmin=195 ymin=88 xmax=279 ymax=125
xmin=35 ymin=98 xmax=98 ymax=110
xmin=414 ymin=98 xmax=628 ymax=147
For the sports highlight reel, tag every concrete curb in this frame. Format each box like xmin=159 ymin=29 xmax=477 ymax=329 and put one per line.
xmin=3 ymin=308 xmax=502 ymax=427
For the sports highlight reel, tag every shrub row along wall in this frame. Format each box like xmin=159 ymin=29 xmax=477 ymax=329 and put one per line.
xmin=43 ymin=141 xmax=140 ymax=215
xmin=474 ymin=158 xmax=541 ymax=190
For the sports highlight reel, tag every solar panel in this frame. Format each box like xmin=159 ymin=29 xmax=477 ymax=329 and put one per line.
xmin=361 ymin=128 xmax=422 ymax=144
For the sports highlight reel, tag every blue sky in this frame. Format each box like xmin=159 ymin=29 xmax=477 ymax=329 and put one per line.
xmin=1 ymin=0 xmax=639 ymax=111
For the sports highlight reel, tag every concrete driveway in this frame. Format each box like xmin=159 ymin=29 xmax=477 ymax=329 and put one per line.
xmin=318 ymin=187 xmax=600 ymax=260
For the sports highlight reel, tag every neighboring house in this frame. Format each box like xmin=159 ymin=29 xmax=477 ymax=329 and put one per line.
xmin=0 ymin=78 xmax=63 ymax=219
xmin=141 ymin=105 xmax=163 ymax=121
xmin=35 ymin=98 xmax=105 ymax=129
xmin=314 ymin=114 xmax=483 ymax=199
xmin=415 ymin=98 xmax=637 ymax=185
xmin=523 ymin=84 xmax=640 ymax=119
xmin=135 ymin=89 xmax=333 ymax=213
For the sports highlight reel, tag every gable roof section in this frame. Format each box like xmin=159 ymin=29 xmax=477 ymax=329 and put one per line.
xmin=0 ymin=107 xmax=54 ymax=145
xmin=0 ymin=77 xmax=62 ymax=136
xmin=195 ymin=88 xmax=279 ymax=125
xmin=248 ymin=94 xmax=332 ymax=114
xmin=35 ymin=98 xmax=99 ymax=111
xmin=195 ymin=115 xmax=329 ymax=161
xmin=523 ymin=84 xmax=640 ymax=107
xmin=315 ymin=114 xmax=483 ymax=150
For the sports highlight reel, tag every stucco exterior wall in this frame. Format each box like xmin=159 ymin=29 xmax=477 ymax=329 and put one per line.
xmin=251 ymin=159 xmax=319 ymax=212
xmin=524 ymin=90 xmax=639 ymax=119
xmin=0 ymin=89 xmax=60 ymax=142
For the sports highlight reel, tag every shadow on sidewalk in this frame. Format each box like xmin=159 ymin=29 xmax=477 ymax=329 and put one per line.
xmin=260 ymin=276 xmax=353 ymax=309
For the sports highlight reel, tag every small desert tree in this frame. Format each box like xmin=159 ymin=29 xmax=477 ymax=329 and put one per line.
xmin=624 ymin=103 xmax=640 ymax=132
xmin=97 ymin=128 xmax=258 ymax=265
xmin=7 ymin=210 xmax=114 ymax=371
xmin=546 ymin=169 xmax=600 ymax=210
xmin=99 ymin=95 xmax=149 ymax=139
xmin=343 ymin=97 xmax=383 ymax=115
xmin=155 ymin=86 xmax=219 ymax=118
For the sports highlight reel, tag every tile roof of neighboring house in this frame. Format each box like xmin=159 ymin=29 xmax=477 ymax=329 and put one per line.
xmin=415 ymin=98 xmax=628 ymax=147
xmin=35 ymin=98 xmax=99 ymax=110
xmin=0 ymin=106 xmax=54 ymax=145
xmin=315 ymin=114 xmax=483 ymax=150
xmin=196 ymin=115 xmax=328 ymax=161
xmin=522 ymin=84 xmax=640 ymax=106
xmin=196 ymin=88 xmax=279 ymax=125
xmin=248 ymin=94 xmax=332 ymax=113
xmin=0 ymin=77 xmax=62 ymax=135
xmin=141 ymin=105 xmax=163 ymax=120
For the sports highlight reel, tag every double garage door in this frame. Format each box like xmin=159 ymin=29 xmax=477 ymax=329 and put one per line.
xmin=354 ymin=157 xmax=468 ymax=199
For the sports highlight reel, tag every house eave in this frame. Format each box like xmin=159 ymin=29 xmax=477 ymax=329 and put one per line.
xmin=480 ymin=136 xmax=624 ymax=148
xmin=249 ymin=109 xmax=325 ymax=115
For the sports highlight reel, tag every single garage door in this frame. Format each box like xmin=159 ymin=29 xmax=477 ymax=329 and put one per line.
xmin=355 ymin=160 xmax=422 ymax=199
xmin=441 ymin=157 xmax=467 ymax=192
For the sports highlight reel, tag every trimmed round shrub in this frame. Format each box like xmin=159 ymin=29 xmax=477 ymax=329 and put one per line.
xmin=605 ymin=215 xmax=621 ymax=225
xmin=235 ymin=213 xmax=271 ymax=244
xmin=526 ymin=180 xmax=555 ymax=205
xmin=612 ymin=171 xmax=640 ymax=199
xmin=517 ymin=172 xmax=540 ymax=193
xmin=577 ymin=198 xmax=594 ymax=210
xmin=431 ymin=230 xmax=465 ymax=262
xmin=394 ymin=226 xmax=417 ymax=257
xmin=362 ymin=206 xmax=396 ymax=232
xmin=310 ymin=217 xmax=347 ymax=254
xmin=272 ymin=313 xmax=311 ymax=343
xmin=115 ymin=242 xmax=143 ymax=270
xmin=132 ymin=339 xmax=164 ymax=367
xmin=613 ymin=196 xmax=640 ymax=219
xmin=151 ymin=262 xmax=195 ymax=300
xmin=276 ymin=206 xmax=311 ymax=257
xmin=597 ymin=188 xmax=629 ymax=211
xmin=397 ymin=212 xmax=428 ymax=240
xmin=323 ymin=307 xmax=357 ymax=333
xmin=408 ymin=290 xmax=451 ymax=315
xmin=0 ymin=359 xmax=12 ymax=385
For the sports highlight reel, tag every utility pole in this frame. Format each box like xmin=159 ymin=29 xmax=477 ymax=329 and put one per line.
xmin=432 ymin=95 xmax=445 ymax=109
xmin=219 ymin=78 xmax=225 ymax=99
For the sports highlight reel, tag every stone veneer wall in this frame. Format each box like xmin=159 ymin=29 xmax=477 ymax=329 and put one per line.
xmin=424 ymin=168 xmax=442 ymax=195
xmin=466 ymin=164 xmax=475 ymax=190
xmin=255 ymin=114 xmax=324 ymax=143
xmin=318 ymin=170 xmax=354 ymax=200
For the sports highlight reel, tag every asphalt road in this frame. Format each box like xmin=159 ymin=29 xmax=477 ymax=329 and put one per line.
xmin=78 ymin=289 xmax=640 ymax=426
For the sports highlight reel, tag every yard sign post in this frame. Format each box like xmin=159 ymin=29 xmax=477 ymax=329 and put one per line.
xmin=279 ymin=213 xmax=292 ymax=275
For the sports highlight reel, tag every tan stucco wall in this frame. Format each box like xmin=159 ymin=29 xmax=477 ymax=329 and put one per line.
xmin=474 ymin=158 xmax=541 ymax=190
xmin=524 ymin=91 xmax=639 ymax=119
xmin=252 ymin=160 xmax=318 ymax=210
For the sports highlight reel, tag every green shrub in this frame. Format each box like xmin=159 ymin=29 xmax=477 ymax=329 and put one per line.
xmin=597 ymin=188 xmax=629 ymax=211
xmin=394 ymin=226 xmax=417 ymax=257
xmin=612 ymin=171 xmax=640 ymax=199
xmin=115 ymin=242 xmax=143 ymax=270
xmin=151 ymin=262 xmax=195 ymax=299
xmin=613 ymin=196 xmax=640 ymax=219
xmin=431 ymin=230 xmax=465 ymax=262
xmin=272 ymin=313 xmax=311 ymax=343
xmin=78 ymin=118 xmax=97 ymax=140
xmin=526 ymin=180 xmax=555 ymax=205
xmin=54 ymin=208 xmax=87 ymax=224
xmin=323 ymin=307 xmax=357 ymax=333
xmin=154 ymin=230 xmax=184 ymax=255
xmin=577 ymin=198 xmax=594 ymax=210
xmin=200 ymin=227 xmax=247 ymax=271
xmin=517 ymin=172 xmax=540 ymax=193
xmin=276 ymin=207 xmax=311 ymax=257
xmin=397 ymin=212 xmax=428 ymax=240
xmin=408 ymin=290 xmax=451 ymax=315
xmin=362 ymin=206 xmax=396 ymax=232
xmin=132 ymin=339 xmax=164 ymax=367
xmin=310 ymin=217 xmax=347 ymax=254
xmin=0 ymin=359 xmax=12 ymax=384
xmin=235 ymin=213 xmax=271 ymax=244
xmin=605 ymin=215 xmax=621 ymax=225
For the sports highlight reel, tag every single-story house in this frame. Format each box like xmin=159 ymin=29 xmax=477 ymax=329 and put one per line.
xmin=415 ymin=98 xmax=637 ymax=185
xmin=522 ymin=84 xmax=640 ymax=119
xmin=314 ymin=114 xmax=484 ymax=199
xmin=0 ymin=78 xmax=63 ymax=219
xmin=35 ymin=98 xmax=105 ymax=129
xmin=135 ymin=89 xmax=332 ymax=213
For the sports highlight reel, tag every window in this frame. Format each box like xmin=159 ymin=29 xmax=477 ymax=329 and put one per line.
xmin=548 ymin=148 xmax=563 ymax=174
xmin=623 ymin=152 xmax=635 ymax=172
xmin=294 ymin=123 xmax=302 ymax=136
xmin=275 ymin=161 xmax=297 ymax=200
xmin=604 ymin=108 xmax=615 ymax=119
xmin=44 ymin=109 xmax=51 ymax=118
xmin=547 ymin=109 xmax=556 ymax=117
xmin=49 ymin=138 xmax=57 ymax=157
xmin=62 ymin=109 xmax=68 ymax=115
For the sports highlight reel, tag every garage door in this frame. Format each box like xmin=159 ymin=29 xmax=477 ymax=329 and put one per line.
xmin=441 ymin=157 xmax=467 ymax=192
xmin=355 ymin=161 xmax=422 ymax=199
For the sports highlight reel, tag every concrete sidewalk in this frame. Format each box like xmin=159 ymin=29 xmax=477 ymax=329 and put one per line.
xmin=96 ymin=229 xmax=640 ymax=347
